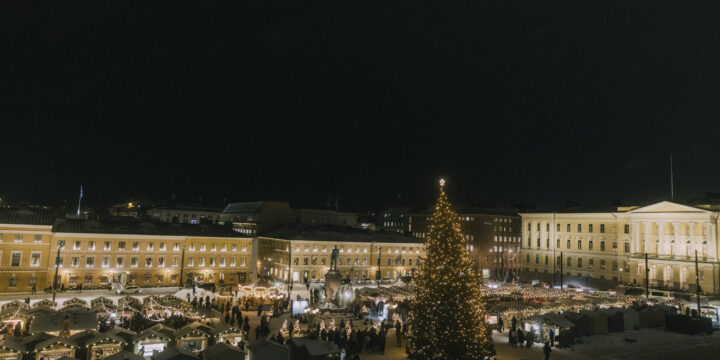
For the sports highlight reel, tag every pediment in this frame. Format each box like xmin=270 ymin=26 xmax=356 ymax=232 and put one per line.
xmin=627 ymin=201 xmax=709 ymax=214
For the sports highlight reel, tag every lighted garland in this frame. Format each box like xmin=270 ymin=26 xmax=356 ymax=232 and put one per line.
xmin=406 ymin=180 xmax=495 ymax=360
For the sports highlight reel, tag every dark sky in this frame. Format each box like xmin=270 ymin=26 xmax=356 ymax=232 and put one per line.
xmin=3 ymin=2 xmax=720 ymax=211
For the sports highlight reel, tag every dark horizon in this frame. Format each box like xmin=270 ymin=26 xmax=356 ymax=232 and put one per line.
xmin=3 ymin=2 xmax=720 ymax=212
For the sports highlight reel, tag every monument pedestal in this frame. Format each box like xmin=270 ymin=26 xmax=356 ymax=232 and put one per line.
xmin=324 ymin=271 xmax=343 ymax=304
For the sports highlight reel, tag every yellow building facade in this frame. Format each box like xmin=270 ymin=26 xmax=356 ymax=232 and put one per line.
xmin=0 ymin=208 xmax=256 ymax=292
xmin=520 ymin=201 xmax=720 ymax=295
xmin=258 ymin=226 xmax=424 ymax=283
xmin=0 ymin=222 xmax=54 ymax=291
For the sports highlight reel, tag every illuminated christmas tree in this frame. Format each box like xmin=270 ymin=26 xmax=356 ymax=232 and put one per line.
xmin=407 ymin=179 xmax=495 ymax=360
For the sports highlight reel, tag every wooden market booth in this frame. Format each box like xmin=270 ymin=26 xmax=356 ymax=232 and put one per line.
xmin=69 ymin=330 xmax=126 ymax=360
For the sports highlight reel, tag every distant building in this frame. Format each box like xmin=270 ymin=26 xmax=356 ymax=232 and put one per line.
xmin=406 ymin=205 xmax=521 ymax=281
xmin=295 ymin=209 xmax=357 ymax=228
xmin=259 ymin=225 xmax=423 ymax=283
xmin=520 ymin=201 xmax=720 ymax=294
xmin=147 ymin=206 xmax=223 ymax=224
xmin=377 ymin=207 xmax=412 ymax=234
xmin=219 ymin=202 xmax=296 ymax=236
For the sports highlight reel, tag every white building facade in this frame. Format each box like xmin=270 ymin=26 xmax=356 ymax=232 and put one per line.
xmin=520 ymin=201 xmax=720 ymax=295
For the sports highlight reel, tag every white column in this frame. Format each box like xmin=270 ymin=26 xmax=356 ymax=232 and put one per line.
xmin=709 ymin=221 xmax=717 ymax=261
xmin=630 ymin=221 xmax=638 ymax=254
xmin=658 ymin=222 xmax=665 ymax=255
xmin=689 ymin=222 xmax=696 ymax=256
xmin=672 ymin=222 xmax=681 ymax=258
xmin=704 ymin=222 xmax=712 ymax=259
xmin=643 ymin=221 xmax=651 ymax=254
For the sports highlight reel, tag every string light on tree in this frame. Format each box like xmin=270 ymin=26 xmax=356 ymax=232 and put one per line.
xmin=407 ymin=179 xmax=495 ymax=360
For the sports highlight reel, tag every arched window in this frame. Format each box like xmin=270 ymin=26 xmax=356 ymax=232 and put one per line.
xmin=577 ymin=240 xmax=582 ymax=250
xmin=566 ymin=240 xmax=571 ymax=249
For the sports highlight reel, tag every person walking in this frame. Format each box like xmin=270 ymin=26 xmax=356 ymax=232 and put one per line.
xmin=498 ymin=316 xmax=504 ymax=333
xmin=511 ymin=315 xmax=517 ymax=331
xmin=543 ymin=342 xmax=552 ymax=360
xmin=548 ymin=327 xmax=555 ymax=347
xmin=517 ymin=329 xmax=525 ymax=348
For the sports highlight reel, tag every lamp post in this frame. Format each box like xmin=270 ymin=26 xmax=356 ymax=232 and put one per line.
xmin=52 ymin=240 xmax=65 ymax=305
xmin=376 ymin=246 xmax=381 ymax=288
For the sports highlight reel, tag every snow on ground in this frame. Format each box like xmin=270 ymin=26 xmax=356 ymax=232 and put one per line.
xmin=493 ymin=328 xmax=720 ymax=360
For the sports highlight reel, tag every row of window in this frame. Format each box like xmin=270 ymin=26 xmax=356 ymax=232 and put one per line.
xmin=494 ymin=236 xmax=520 ymax=242
xmin=3 ymin=252 xmax=42 ymax=267
xmin=291 ymin=256 xmax=420 ymax=267
xmin=527 ymin=238 xmax=628 ymax=253
xmin=0 ymin=234 xmax=44 ymax=243
xmin=529 ymin=223 xmax=631 ymax=234
xmin=57 ymin=255 xmax=247 ymax=268
xmin=292 ymin=245 xmax=421 ymax=254
xmin=59 ymin=241 xmax=247 ymax=252
xmin=527 ymin=254 xmax=620 ymax=271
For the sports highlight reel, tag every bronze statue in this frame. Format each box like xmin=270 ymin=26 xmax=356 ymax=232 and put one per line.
xmin=330 ymin=246 xmax=339 ymax=271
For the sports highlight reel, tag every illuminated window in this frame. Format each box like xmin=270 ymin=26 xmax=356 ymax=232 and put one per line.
xmin=30 ymin=252 xmax=41 ymax=266
xmin=86 ymin=256 xmax=95 ymax=267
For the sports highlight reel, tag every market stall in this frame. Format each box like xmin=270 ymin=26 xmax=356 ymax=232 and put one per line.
xmin=132 ymin=330 xmax=172 ymax=358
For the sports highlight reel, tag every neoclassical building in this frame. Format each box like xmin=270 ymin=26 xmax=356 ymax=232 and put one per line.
xmin=520 ymin=201 xmax=720 ymax=295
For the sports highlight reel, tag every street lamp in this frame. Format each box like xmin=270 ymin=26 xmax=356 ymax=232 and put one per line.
xmin=52 ymin=240 xmax=65 ymax=305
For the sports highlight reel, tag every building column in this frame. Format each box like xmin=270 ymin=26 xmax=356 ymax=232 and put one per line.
xmin=689 ymin=222 xmax=696 ymax=256
xmin=672 ymin=221 xmax=681 ymax=258
xmin=643 ymin=221 xmax=651 ymax=254
xmin=631 ymin=221 xmax=640 ymax=254
xmin=658 ymin=222 xmax=666 ymax=256
xmin=705 ymin=222 xmax=713 ymax=260
xmin=708 ymin=221 xmax=717 ymax=261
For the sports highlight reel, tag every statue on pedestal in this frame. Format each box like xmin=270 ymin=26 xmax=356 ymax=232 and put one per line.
xmin=324 ymin=246 xmax=343 ymax=304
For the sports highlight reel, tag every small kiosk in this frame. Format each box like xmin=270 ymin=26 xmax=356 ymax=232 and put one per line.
xmin=28 ymin=334 xmax=79 ymax=360
xmin=175 ymin=325 xmax=211 ymax=353
xmin=133 ymin=330 xmax=172 ymax=359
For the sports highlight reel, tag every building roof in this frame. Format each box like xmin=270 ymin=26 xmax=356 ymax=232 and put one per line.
xmin=0 ymin=335 xmax=25 ymax=353
xmin=104 ymin=350 xmax=145 ymax=360
xmin=246 ymin=340 xmax=287 ymax=360
xmin=30 ymin=311 xmax=99 ymax=335
xmin=69 ymin=330 xmax=126 ymax=346
xmin=152 ymin=345 xmax=200 ymax=360
xmin=200 ymin=342 xmax=243 ymax=360
xmin=222 ymin=202 xmax=269 ymax=214
xmin=0 ymin=206 xmax=56 ymax=225
xmin=134 ymin=330 xmax=173 ymax=343
xmin=151 ymin=205 xmax=223 ymax=213
xmin=52 ymin=219 xmax=244 ymax=238
xmin=289 ymin=338 xmax=340 ymax=356
xmin=261 ymin=224 xmax=422 ymax=244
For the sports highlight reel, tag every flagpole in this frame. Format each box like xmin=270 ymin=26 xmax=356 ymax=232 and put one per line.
xmin=76 ymin=185 xmax=83 ymax=216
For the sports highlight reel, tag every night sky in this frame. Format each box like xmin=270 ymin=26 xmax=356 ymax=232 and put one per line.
xmin=3 ymin=2 xmax=720 ymax=211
